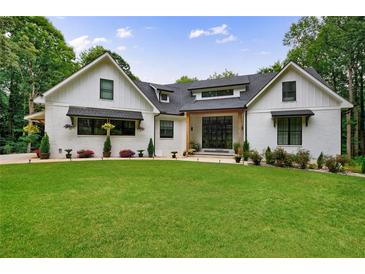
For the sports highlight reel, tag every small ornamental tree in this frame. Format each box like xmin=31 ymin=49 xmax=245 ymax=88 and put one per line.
xmin=242 ymin=140 xmax=250 ymax=161
xmin=103 ymin=136 xmax=111 ymax=156
xmin=265 ymin=146 xmax=274 ymax=165
xmin=147 ymin=138 xmax=154 ymax=157
xmin=317 ymin=152 xmax=324 ymax=169
xmin=361 ymin=159 xmax=365 ymax=174
xmin=39 ymin=133 xmax=50 ymax=159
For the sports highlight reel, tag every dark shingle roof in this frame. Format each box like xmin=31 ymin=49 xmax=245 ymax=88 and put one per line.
xmin=67 ymin=106 xmax=144 ymax=120
xmin=134 ymin=67 xmax=331 ymax=115
xmin=187 ymin=75 xmax=249 ymax=90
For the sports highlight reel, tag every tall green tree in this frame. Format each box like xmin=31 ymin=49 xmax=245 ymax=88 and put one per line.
xmin=175 ymin=75 xmax=198 ymax=83
xmin=208 ymin=69 xmax=238 ymax=80
xmin=78 ymin=46 xmax=138 ymax=80
xmin=0 ymin=16 xmax=77 ymax=151
xmin=257 ymin=61 xmax=283 ymax=74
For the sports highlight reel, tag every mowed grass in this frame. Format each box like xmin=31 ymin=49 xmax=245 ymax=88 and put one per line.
xmin=0 ymin=160 xmax=364 ymax=258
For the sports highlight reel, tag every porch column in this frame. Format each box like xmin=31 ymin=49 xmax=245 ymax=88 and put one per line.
xmin=186 ymin=112 xmax=190 ymax=153
xmin=237 ymin=110 xmax=243 ymax=146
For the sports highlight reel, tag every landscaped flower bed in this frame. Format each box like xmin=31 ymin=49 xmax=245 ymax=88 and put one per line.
xmin=77 ymin=149 xmax=95 ymax=158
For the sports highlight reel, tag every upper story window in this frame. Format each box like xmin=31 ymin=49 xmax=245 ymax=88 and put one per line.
xmin=160 ymin=120 xmax=174 ymax=138
xmin=160 ymin=93 xmax=169 ymax=102
xmin=100 ymin=79 xmax=114 ymax=100
xmin=282 ymin=81 xmax=296 ymax=102
xmin=201 ymin=89 xmax=234 ymax=98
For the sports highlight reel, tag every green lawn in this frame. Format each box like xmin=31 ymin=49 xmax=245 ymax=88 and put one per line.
xmin=0 ymin=160 xmax=364 ymax=258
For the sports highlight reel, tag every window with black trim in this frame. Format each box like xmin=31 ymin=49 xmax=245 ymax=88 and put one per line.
xmin=277 ymin=117 xmax=302 ymax=145
xmin=110 ymin=119 xmax=135 ymax=136
xmin=78 ymin=118 xmax=107 ymax=135
xmin=282 ymin=81 xmax=296 ymax=102
xmin=160 ymin=120 xmax=174 ymax=138
xmin=160 ymin=93 xmax=168 ymax=102
xmin=201 ymin=89 xmax=234 ymax=98
xmin=100 ymin=79 xmax=114 ymax=100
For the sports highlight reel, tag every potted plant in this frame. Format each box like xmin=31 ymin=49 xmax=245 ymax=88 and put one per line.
xmin=65 ymin=149 xmax=72 ymax=159
xmin=171 ymin=151 xmax=178 ymax=158
xmin=137 ymin=149 xmax=144 ymax=157
xmin=242 ymin=140 xmax=250 ymax=161
xmin=39 ymin=133 xmax=50 ymax=159
xmin=77 ymin=149 xmax=94 ymax=158
xmin=119 ymin=149 xmax=135 ymax=158
xmin=249 ymin=150 xmax=263 ymax=165
xmin=234 ymin=155 xmax=242 ymax=163
xmin=103 ymin=136 xmax=112 ymax=157
xmin=101 ymin=122 xmax=115 ymax=158
xmin=147 ymin=138 xmax=154 ymax=157
xmin=317 ymin=152 xmax=324 ymax=169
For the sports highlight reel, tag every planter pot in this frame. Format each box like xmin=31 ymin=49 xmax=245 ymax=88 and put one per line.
xmin=103 ymin=151 xmax=111 ymax=158
xmin=138 ymin=153 xmax=143 ymax=158
xmin=66 ymin=154 xmax=72 ymax=159
xmin=235 ymin=157 xmax=241 ymax=163
xmin=40 ymin=152 xmax=50 ymax=159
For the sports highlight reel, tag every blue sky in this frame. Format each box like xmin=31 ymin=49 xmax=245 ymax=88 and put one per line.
xmin=49 ymin=17 xmax=299 ymax=84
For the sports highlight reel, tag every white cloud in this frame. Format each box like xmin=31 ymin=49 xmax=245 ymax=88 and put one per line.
xmin=69 ymin=35 xmax=91 ymax=54
xmin=189 ymin=24 xmax=237 ymax=44
xmin=258 ymin=51 xmax=271 ymax=55
xmin=116 ymin=46 xmax=127 ymax=52
xmin=145 ymin=26 xmax=156 ymax=30
xmin=116 ymin=27 xmax=133 ymax=38
xmin=92 ymin=37 xmax=108 ymax=44
xmin=216 ymin=34 xmax=237 ymax=44
xmin=210 ymin=24 xmax=229 ymax=35
xmin=189 ymin=29 xmax=209 ymax=39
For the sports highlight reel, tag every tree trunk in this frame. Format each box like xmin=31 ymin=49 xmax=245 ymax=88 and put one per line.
xmin=353 ymin=68 xmax=359 ymax=156
xmin=360 ymin=64 xmax=365 ymax=155
xmin=346 ymin=66 xmax=353 ymax=158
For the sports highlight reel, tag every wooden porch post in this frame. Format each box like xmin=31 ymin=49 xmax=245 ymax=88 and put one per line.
xmin=186 ymin=112 xmax=190 ymax=153
xmin=237 ymin=110 xmax=243 ymax=146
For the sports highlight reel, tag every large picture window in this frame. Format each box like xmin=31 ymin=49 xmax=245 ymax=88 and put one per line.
xmin=282 ymin=81 xmax=296 ymax=102
xmin=100 ymin=79 xmax=114 ymax=100
xmin=78 ymin=118 xmax=107 ymax=135
xmin=277 ymin=117 xmax=302 ymax=145
xmin=201 ymin=89 xmax=234 ymax=98
xmin=110 ymin=119 xmax=135 ymax=136
xmin=160 ymin=120 xmax=174 ymax=138
xmin=78 ymin=118 xmax=135 ymax=136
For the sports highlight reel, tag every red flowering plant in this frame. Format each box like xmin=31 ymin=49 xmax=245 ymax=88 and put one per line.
xmin=77 ymin=149 xmax=95 ymax=158
xmin=119 ymin=149 xmax=135 ymax=158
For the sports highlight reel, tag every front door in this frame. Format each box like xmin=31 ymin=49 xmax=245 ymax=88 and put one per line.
xmin=202 ymin=116 xmax=233 ymax=149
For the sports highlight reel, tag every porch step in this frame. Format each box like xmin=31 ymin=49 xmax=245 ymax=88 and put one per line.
xmin=194 ymin=151 xmax=234 ymax=157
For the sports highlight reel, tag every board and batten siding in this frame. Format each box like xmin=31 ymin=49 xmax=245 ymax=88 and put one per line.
xmin=44 ymin=59 xmax=157 ymax=158
xmin=154 ymin=114 xmax=186 ymax=157
xmin=247 ymin=68 xmax=342 ymax=157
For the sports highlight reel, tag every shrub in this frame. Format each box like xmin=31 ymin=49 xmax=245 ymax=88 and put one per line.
xmin=233 ymin=142 xmax=241 ymax=154
xmin=284 ymin=153 xmax=296 ymax=167
xmin=335 ymin=155 xmax=349 ymax=167
xmin=317 ymin=152 xmax=324 ymax=169
xmin=249 ymin=150 xmax=262 ymax=165
xmin=308 ymin=163 xmax=317 ymax=169
xmin=190 ymin=142 xmax=200 ymax=152
xmin=3 ymin=144 xmax=13 ymax=154
xmin=242 ymin=140 xmax=250 ymax=161
xmin=265 ymin=146 xmax=274 ymax=165
xmin=77 ymin=149 xmax=94 ymax=158
xmin=362 ymin=159 xmax=365 ymax=174
xmin=296 ymin=149 xmax=310 ymax=169
xmin=147 ymin=138 xmax=154 ymax=157
xmin=325 ymin=156 xmax=341 ymax=173
xmin=272 ymin=147 xmax=287 ymax=167
xmin=119 ymin=149 xmax=135 ymax=158
xmin=39 ymin=133 xmax=50 ymax=154
xmin=103 ymin=136 xmax=111 ymax=153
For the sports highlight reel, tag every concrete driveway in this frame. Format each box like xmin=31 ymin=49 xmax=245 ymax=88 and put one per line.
xmin=0 ymin=153 xmax=38 ymax=165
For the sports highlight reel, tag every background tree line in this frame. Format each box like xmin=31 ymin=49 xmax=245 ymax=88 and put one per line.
xmin=1 ymin=16 xmax=364 ymax=157
xmin=0 ymin=17 xmax=136 ymax=153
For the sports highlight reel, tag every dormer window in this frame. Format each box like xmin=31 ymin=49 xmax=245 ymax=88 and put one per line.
xmin=201 ymin=89 xmax=234 ymax=98
xmin=160 ymin=93 xmax=169 ymax=103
